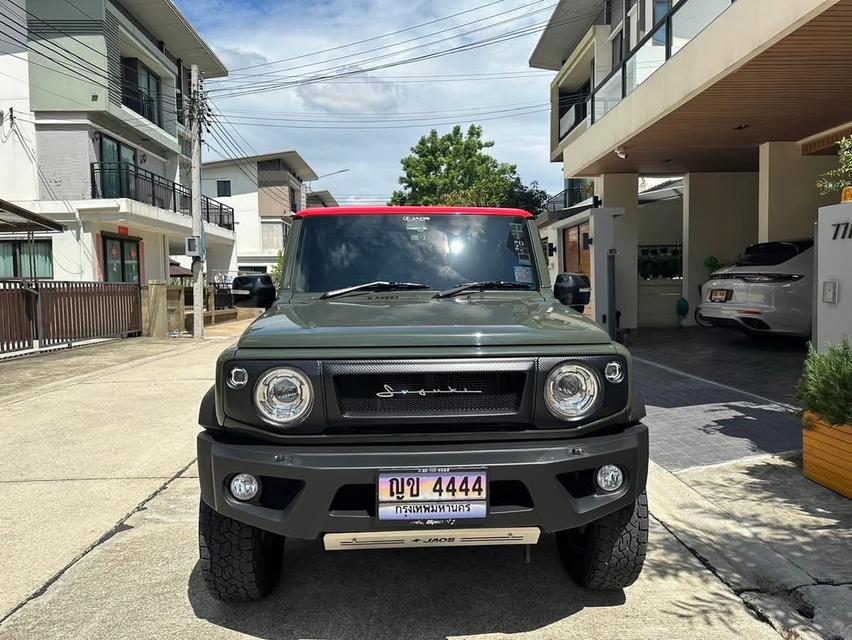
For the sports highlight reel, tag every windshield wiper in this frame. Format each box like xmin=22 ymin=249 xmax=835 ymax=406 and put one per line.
xmin=434 ymin=280 xmax=534 ymax=299
xmin=320 ymin=281 xmax=430 ymax=299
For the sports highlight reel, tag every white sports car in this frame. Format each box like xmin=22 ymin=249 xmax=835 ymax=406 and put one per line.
xmin=696 ymin=240 xmax=814 ymax=337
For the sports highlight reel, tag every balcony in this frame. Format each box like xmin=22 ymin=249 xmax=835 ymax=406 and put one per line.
xmin=559 ymin=98 xmax=590 ymax=140
xmin=592 ymin=0 xmax=735 ymax=123
xmin=545 ymin=187 xmax=591 ymax=213
xmin=90 ymin=162 xmax=234 ymax=230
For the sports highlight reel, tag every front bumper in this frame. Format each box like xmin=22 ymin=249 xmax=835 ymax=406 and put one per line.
xmin=197 ymin=424 xmax=648 ymax=540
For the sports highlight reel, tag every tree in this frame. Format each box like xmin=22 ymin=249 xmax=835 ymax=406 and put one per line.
xmin=390 ymin=125 xmax=547 ymax=214
xmin=817 ymin=136 xmax=852 ymax=194
xmin=269 ymin=250 xmax=284 ymax=287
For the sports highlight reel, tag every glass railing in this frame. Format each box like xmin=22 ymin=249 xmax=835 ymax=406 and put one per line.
xmin=671 ymin=0 xmax=733 ymax=56
xmin=625 ymin=22 xmax=667 ymax=96
xmin=595 ymin=68 xmax=623 ymax=121
xmin=591 ymin=0 xmax=735 ymax=123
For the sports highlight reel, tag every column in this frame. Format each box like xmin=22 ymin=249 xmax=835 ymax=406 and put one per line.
xmin=759 ymin=142 xmax=838 ymax=242
xmin=598 ymin=173 xmax=639 ymax=330
xmin=683 ymin=173 xmax=759 ymax=321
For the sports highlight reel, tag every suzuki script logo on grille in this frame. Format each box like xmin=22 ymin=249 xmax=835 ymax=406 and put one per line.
xmin=376 ymin=384 xmax=484 ymax=399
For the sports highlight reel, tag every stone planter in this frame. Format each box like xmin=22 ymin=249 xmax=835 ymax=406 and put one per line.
xmin=803 ymin=411 xmax=852 ymax=499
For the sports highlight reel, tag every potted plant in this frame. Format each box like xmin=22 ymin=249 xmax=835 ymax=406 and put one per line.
xmin=816 ymin=135 xmax=852 ymax=203
xmin=796 ymin=339 xmax=852 ymax=498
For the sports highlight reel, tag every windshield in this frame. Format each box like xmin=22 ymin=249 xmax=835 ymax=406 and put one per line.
xmin=736 ymin=240 xmax=813 ymax=267
xmin=292 ymin=214 xmax=539 ymax=293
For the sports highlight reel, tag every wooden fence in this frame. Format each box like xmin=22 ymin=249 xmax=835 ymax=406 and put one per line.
xmin=0 ymin=281 xmax=34 ymax=354
xmin=0 ymin=281 xmax=142 ymax=355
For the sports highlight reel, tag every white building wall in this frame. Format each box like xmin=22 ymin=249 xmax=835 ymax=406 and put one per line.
xmin=815 ymin=203 xmax=852 ymax=350
xmin=0 ymin=16 xmax=40 ymax=201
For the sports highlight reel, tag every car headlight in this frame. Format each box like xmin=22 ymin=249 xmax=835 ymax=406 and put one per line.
xmin=544 ymin=363 xmax=602 ymax=421
xmin=254 ymin=367 xmax=313 ymax=426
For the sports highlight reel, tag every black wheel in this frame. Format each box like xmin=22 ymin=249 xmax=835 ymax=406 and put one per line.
xmin=198 ymin=499 xmax=285 ymax=601
xmin=557 ymin=491 xmax=649 ymax=590
xmin=694 ymin=308 xmax=713 ymax=327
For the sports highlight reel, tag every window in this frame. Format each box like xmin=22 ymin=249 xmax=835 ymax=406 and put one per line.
xmin=260 ymin=221 xmax=285 ymax=252
xmin=736 ymin=241 xmax=813 ymax=267
xmin=611 ymin=30 xmax=624 ymax=66
xmin=293 ymin=214 xmax=539 ymax=293
xmin=121 ymin=58 xmax=162 ymax=126
xmin=103 ymin=236 xmax=140 ymax=283
xmin=654 ymin=0 xmax=671 ymax=25
xmin=0 ymin=240 xmax=53 ymax=279
xmin=289 ymin=185 xmax=299 ymax=213
xmin=216 ymin=180 xmax=232 ymax=197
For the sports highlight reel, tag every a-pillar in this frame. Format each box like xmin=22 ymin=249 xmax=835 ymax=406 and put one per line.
xmin=759 ymin=142 xmax=837 ymax=242
xmin=683 ymin=173 xmax=759 ymax=321
xmin=597 ymin=173 xmax=638 ymax=330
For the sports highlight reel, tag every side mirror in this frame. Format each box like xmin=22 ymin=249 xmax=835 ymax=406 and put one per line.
xmin=231 ymin=274 xmax=277 ymax=309
xmin=554 ymin=272 xmax=591 ymax=312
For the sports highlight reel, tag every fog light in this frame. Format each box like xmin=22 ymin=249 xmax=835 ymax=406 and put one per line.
xmin=596 ymin=465 xmax=624 ymax=492
xmin=229 ymin=473 xmax=259 ymax=501
xmin=604 ymin=361 xmax=624 ymax=383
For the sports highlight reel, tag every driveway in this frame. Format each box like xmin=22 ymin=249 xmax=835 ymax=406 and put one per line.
xmin=0 ymin=330 xmax=781 ymax=639
xmin=628 ymin=326 xmax=807 ymax=405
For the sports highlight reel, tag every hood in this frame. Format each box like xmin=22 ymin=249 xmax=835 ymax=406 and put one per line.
xmin=237 ymin=294 xmax=611 ymax=349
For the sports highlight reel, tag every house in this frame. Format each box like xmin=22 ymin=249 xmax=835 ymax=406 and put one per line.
xmin=530 ymin=0 xmax=849 ymax=329
xmin=0 ymin=0 xmax=235 ymax=284
xmin=306 ymin=190 xmax=339 ymax=209
xmin=201 ymin=151 xmax=325 ymax=274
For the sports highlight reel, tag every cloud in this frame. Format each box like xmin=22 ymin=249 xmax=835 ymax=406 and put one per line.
xmin=176 ymin=0 xmax=563 ymax=202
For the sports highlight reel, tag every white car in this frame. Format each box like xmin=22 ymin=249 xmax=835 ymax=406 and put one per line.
xmin=697 ymin=240 xmax=814 ymax=337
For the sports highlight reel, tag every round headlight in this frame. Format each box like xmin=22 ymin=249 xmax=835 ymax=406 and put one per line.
xmin=254 ymin=368 xmax=313 ymax=426
xmin=544 ymin=363 xmax=602 ymax=420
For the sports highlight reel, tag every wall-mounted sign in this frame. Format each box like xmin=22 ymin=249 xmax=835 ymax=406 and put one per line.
xmin=117 ymin=225 xmax=129 ymax=236
xmin=831 ymin=221 xmax=851 ymax=240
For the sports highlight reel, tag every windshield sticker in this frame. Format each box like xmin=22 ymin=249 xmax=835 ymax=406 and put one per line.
xmin=513 ymin=265 xmax=533 ymax=284
xmin=517 ymin=252 xmax=532 ymax=266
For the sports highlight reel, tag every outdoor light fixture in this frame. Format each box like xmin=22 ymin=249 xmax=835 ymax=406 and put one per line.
xmin=734 ymin=124 xmax=750 ymax=130
xmin=614 ymin=147 xmax=628 ymax=159
xmin=604 ymin=361 xmax=625 ymax=384
xmin=229 ymin=474 xmax=260 ymax=501
xmin=596 ymin=465 xmax=624 ymax=492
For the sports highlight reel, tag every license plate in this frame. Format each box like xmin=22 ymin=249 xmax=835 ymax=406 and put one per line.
xmin=710 ymin=289 xmax=730 ymax=303
xmin=377 ymin=470 xmax=487 ymax=521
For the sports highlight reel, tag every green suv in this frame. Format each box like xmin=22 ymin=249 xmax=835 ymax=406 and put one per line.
xmin=197 ymin=206 xmax=648 ymax=601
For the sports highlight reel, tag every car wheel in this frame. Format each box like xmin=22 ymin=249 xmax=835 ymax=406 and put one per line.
xmin=557 ymin=492 xmax=649 ymax=590
xmin=198 ymin=499 xmax=285 ymax=601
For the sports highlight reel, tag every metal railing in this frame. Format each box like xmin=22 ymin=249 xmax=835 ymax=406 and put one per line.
xmin=559 ymin=98 xmax=589 ymax=140
xmin=545 ymin=187 xmax=590 ymax=212
xmin=0 ymin=280 xmax=142 ymax=355
xmin=91 ymin=162 xmax=234 ymax=230
xmin=591 ymin=0 xmax=736 ymax=123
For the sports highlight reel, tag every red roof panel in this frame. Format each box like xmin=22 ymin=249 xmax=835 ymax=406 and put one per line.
xmin=295 ymin=206 xmax=532 ymax=219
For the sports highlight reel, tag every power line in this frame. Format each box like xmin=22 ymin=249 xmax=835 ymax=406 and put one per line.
xmin=225 ymin=0 xmax=514 ymax=73
xmin=211 ymin=0 xmax=557 ymax=86
xmin=208 ymin=5 xmax=602 ymax=99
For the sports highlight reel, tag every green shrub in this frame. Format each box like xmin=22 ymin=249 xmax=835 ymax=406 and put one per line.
xmin=796 ymin=339 xmax=852 ymax=427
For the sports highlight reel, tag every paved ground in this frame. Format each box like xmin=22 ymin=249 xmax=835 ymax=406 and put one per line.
xmin=0 ymin=324 xmax=787 ymax=640
xmin=635 ymin=360 xmax=803 ymax=471
xmin=628 ymin=327 xmax=807 ymax=405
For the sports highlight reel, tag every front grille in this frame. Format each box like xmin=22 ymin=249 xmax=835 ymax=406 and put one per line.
xmin=334 ymin=371 xmax=526 ymax=417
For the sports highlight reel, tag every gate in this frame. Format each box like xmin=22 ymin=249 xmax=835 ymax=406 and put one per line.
xmin=0 ymin=281 xmax=142 ymax=355
xmin=0 ymin=281 xmax=35 ymax=355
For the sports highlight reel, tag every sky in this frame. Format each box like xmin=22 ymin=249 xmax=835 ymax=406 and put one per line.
xmin=173 ymin=0 xmax=565 ymax=205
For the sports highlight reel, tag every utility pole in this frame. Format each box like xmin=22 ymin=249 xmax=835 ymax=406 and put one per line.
xmin=190 ymin=63 xmax=204 ymax=338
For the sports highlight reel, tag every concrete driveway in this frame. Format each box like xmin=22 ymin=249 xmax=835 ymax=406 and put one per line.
xmin=0 ymin=330 xmax=781 ymax=640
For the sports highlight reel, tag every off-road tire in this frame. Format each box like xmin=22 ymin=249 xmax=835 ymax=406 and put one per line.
xmin=557 ymin=491 xmax=649 ymax=590
xmin=198 ymin=499 xmax=285 ymax=601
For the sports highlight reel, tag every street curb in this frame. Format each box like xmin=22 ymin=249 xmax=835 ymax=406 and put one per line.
xmin=648 ymin=461 xmax=824 ymax=640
